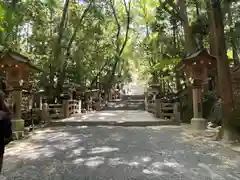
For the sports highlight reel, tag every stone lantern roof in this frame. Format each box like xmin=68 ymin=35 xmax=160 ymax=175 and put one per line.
xmin=0 ymin=50 xmax=42 ymax=72
xmin=175 ymin=49 xmax=217 ymax=72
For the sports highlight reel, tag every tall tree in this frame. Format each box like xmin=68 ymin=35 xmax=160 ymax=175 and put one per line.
xmin=211 ymin=0 xmax=235 ymax=140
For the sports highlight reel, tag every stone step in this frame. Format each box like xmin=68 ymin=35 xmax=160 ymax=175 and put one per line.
xmin=47 ymin=119 xmax=180 ymax=127
xmin=121 ymin=95 xmax=145 ymax=100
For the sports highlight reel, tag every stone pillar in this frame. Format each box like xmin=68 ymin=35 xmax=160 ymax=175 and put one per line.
xmin=78 ymin=100 xmax=82 ymax=113
xmin=144 ymin=92 xmax=148 ymax=111
xmin=41 ymin=102 xmax=49 ymax=123
xmin=108 ymin=90 xmax=112 ymax=101
xmin=63 ymin=100 xmax=69 ymax=118
xmin=173 ymin=102 xmax=181 ymax=122
xmin=191 ymin=82 xmax=206 ymax=130
xmin=69 ymin=90 xmax=73 ymax=100
xmin=155 ymin=99 xmax=161 ymax=118
xmin=12 ymin=88 xmax=24 ymax=139
xmin=39 ymin=95 xmax=43 ymax=110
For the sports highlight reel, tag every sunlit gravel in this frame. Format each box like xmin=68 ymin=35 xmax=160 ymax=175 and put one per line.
xmin=2 ymin=115 xmax=240 ymax=180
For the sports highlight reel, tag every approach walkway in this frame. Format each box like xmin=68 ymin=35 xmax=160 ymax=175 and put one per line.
xmin=49 ymin=110 xmax=180 ymax=127
xmin=2 ymin=124 xmax=240 ymax=179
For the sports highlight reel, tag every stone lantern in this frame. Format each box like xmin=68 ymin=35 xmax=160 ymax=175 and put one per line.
xmin=0 ymin=50 xmax=41 ymax=138
xmin=175 ymin=49 xmax=217 ymax=129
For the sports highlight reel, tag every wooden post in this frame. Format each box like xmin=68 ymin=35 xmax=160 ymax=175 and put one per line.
xmin=155 ymin=99 xmax=161 ymax=118
xmin=12 ymin=89 xmax=22 ymax=120
xmin=108 ymin=90 xmax=112 ymax=101
xmin=63 ymin=100 xmax=69 ymax=118
xmin=11 ymin=88 xmax=25 ymax=139
xmin=192 ymin=87 xmax=203 ymax=118
xmin=191 ymin=80 xmax=206 ymax=130
xmin=173 ymin=102 xmax=181 ymax=122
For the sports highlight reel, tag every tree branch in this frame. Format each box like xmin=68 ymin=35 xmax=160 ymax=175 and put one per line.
xmin=159 ymin=0 xmax=185 ymax=22
xmin=90 ymin=58 xmax=111 ymax=87
xmin=53 ymin=0 xmax=70 ymax=62
xmin=66 ymin=0 xmax=94 ymax=56
xmin=109 ymin=0 xmax=121 ymax=52
xmin=119 ymin=0 xmax=131 ymax=56
xmin=105 ymin=0 xmax=131 ymax=88
xmin=55 ymin=0 xmax=94 ymax=96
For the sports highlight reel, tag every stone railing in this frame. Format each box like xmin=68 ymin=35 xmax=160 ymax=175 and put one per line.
xmin=68 ymin=100 xmax=81 ymax=116
xmin=48 ymin=103 xmax=63 ymax=119
xmin=146 ymin=100 xmax=181 ymax=121
xmin=45 ymin=100 xmax=82 ymax=120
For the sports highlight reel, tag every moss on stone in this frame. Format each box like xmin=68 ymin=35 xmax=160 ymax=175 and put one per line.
xmin=11 ymin=119 xmax=25 ymax=132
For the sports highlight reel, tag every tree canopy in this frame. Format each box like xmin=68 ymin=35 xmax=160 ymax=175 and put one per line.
xmin=0 ymin=0 xmax=239 ymax=99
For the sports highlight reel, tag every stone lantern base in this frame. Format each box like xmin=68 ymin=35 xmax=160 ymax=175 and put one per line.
xmin=11 ymin=119 xmax=25 ymax=140
xmin=191 ymin=118 xmax=206 ymax=130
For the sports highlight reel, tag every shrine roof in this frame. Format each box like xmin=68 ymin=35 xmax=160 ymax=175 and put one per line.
xmin=175 ymin=49 xmax=216 ymax=71
xmin=0 ymin=50 xmax=42 ymax=71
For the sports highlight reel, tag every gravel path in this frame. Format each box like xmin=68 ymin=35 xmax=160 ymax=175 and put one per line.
xmin=1 ymin=112 xmax=240 ymax=180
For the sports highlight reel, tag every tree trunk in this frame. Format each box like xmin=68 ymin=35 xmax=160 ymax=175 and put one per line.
xmin=49 ymin=0 xmax=70 ymax=100
xmin=56 ymin=0 xmax=93 ymax=97
xmin=207 ymin=2 xmax=216 ymax=56
xmin=211 ymin=0 xmax=235 ymax=140
xmin=225 ymin=2 xmax=239 ymax=65
xmin=177 ymin=0 xmax=196 ymax=55
xmin=195 ymin=0 xmax=203 ymax=49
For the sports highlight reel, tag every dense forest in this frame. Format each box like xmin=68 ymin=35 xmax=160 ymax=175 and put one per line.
xmin=1 ymin=0 xmax=240 ymax=139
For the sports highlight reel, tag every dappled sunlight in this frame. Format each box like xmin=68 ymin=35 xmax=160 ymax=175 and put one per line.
xmin=84 ymin=156 xmax=105 ymax=168
xmin=198 ymin=163 xmax=226 ymax=180
xmin=142 ymin=160 xmax=186 ymax=176
xmin=5 ymin=144 xmax=55 ymax=160
xmin=20 ymin=147 xmax=55 ymax=160
xmin=175 ymin=130 xmax=240 ymax=170
xmin=76 ymin=126 xmax=88 ymax=129
xmin=108 ymin=157 xmax=140 ymax=168
xmin=32 ymin=131 xmax=70 ymax=141
xmin=73 ymin=158 xmax=85 ymax=165
xmin=88 ymin=146 xmax=119 ymax=154
xmin=109 ymin=132 xmax=124 ymax=141
xmin=81 ymin=113 xmax=95 ymax=120
xmin=59 ymin=111 xmax=123 ymax=122
xmin=3 ymin=126 xmax=240 ymax=179
xmin=34 ymin=129 xmax=56 ymax=134
xmin=98 ymin=112 xmax=117 ymax=116
xmin=67 ymin=147 xmax=85 ymax=158
xmin=5 ymin=129 xmax=84 ymax=161
xmin=98 ymin=116 xmax=107 ymax=120
xmin=72 ymin=156 xmax=105 ymax=168
xmin=141 ymin=156 xmax=152 ymax=162
xmin=5 ymin=142 xmax=42 ymax=156
xmin=97 ymin=126 xmax=114 ymax=129
xmin=108 ymin=157 xmax=124 ymax=166
xmin=143 ymin=168 xmax=169 ymax=176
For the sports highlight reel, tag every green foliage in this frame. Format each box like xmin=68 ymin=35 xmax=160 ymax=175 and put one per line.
xmin=0 ymin=4 xmax=5 ymax=31
xmin=151 ymin=58 xmax=180 ymax=72
xmin=0 ymin=0 xmax=239 ymax=97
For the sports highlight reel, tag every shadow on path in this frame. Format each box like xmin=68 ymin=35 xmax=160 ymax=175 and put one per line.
xmin=2 ymin=126 xmax=240 ymax=180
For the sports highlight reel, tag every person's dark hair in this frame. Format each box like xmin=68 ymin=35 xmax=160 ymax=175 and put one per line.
xmin=0 ymin=78 xmax=7 ymax=95
xmin=0 ymin=91 xmax=10 ymax=113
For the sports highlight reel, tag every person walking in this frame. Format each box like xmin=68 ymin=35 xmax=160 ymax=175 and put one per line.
xmin=0 ymin=91 xmax=12 ymax=173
